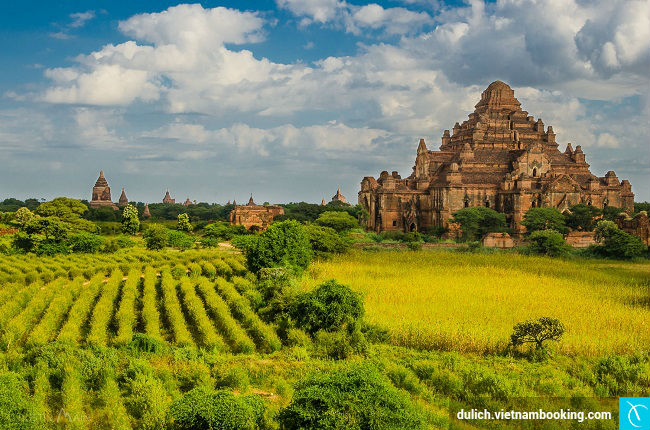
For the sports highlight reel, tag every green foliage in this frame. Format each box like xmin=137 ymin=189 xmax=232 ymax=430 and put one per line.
xmin=25 ymin=216 xmax=69 ymax=241
xmin=0 ymin=372 xmax=40 ymax=429
xmin=304 ymin=224 xmax=351 ymax=258
xmin=634 ymin=201 xmax=650 ymax=214
xmin=564 ymin=204 xmax=601 ymax=231
xmin=122 ymin=204 xmax=140 ymax=235
xmin=203 ymin=222 xmax=246 ymax=241
xmin=168 ymin=387 xmax=266 ymax=430
xmin=11 ymin=232 xmax=38 ymax=253
xmin=511 ymin=317 xmax=565 ymax=350
xmin=314 ymin=329 xmax=368 ymax=359
xmin=521 ymin=207 xmax=568 ymax=234
xmin=67 ymin=232 xmax=105 ymax=253
xmin=602 ymin=206 xmax=624 ymax=221
xmin=13 ymin=207 xmax=35 ymax=227
xmin=168 ymin=230 xmax=195 ymax=250
xmin=36 ymin=239 xmax=70 ymax=256
xmin=0 ymin=197 xmax=40 ymax=212
xmin=450 ymin=207 xmax=507 ymax=241
xmin=292 ymin=280 xmax=364 ymax=335
xmin=177 ymin=213 xmax=193 ymax=232
xmin=276 ymin=202 xmax=364 ymax=223
xmin=593 ymin=220 xmax=646 ymax=259
xmin=279 ymin=364 xmax=424 ymax=430
xmin=244 ymin=220 xmax=312 ymax=274
xmin=36 ymin=196 xmax=88 ymax=219
xmin=527 ymin=230 xmax=571 ymax=256
xmin=126 ymin=373 xmax=171 ymax=430
xmin=314 ymin=211 xmax=358 ymax=232
xmin=144 ymin=224 xmax=168 ymax=250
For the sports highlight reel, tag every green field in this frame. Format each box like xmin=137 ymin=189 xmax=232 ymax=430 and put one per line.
xmin=303 ymin=250 xmax=650 ymax=356
xmin=0 ymin=247 xmax=647 ymax=429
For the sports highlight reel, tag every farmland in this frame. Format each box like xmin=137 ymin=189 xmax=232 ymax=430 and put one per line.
xmin=0 ymin=247 xmax=648 ymax=429
xmin=303 ymin=250 xmax=650 ymax=356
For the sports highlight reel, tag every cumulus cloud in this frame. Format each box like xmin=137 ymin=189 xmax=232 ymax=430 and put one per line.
xmin=49 ymin=10 xmax=96 ymax=39
xmin=277 ymin=0 xmax=433 ymax=35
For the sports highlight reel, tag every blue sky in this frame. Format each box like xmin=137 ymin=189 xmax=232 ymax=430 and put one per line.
xmin=1 ymin=0 xmax=648 ymax=204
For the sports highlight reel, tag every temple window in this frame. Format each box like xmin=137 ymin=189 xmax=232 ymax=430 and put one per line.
xmin=392 ymin=220 xmax=397 ymax=226
xmin=484 ymin=200 xmax=490 ymax=208
xmin=532 ymin=167 xmax=537 ymax=177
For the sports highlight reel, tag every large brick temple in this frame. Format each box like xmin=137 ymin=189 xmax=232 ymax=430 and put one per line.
xmin=359 ymin=81 xmax=634 ymax=233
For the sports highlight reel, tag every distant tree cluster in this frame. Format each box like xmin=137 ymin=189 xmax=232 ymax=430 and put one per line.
xmin=276 ymin=201 xmax=366 ymax=223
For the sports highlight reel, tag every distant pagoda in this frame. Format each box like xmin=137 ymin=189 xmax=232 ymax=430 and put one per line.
xmin=183 ymin=198 xmax=192 ymax=206
xmin=89 ymin=171 xmax=118 ymax=209
xmin=331 ymin=187 xmax=348 ymax=204
xmin=142 ymin=203 xmax=151 ymax=218
xmin=118 ymin=188 xmax=129 ymax=207
xmin=163 ymin=190 xmax=175 ymax=204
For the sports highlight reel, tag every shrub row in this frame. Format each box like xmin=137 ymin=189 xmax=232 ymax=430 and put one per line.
xmin=87 ymin=269 xmax=123 ymax=347
xmin=57 ymin=273 xmax=104 ymax=344
xmin=178 ymin=278 xmax=226 ymax=351
xmin=196 ymin=278 xmax=255 ymax=354
xmin=214 ymin=278 xmax=281 ymax=353
xmin=141 ymin=266 xmax=163 ymax=341
xmin=160 ymin=268 xmax=193 ymax=346
xmin=114 ymin=268 xmax=140 ymax=346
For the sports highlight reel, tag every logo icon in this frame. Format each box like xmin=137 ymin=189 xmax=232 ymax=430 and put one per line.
xmin=620 ymin=397 xmax=650 ymax=430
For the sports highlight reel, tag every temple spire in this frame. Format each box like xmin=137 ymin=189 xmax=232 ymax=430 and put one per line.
xmin=248 ymin=194 xmax=255 ymax=206
xmin=118 ymin=188 xmax=128 ymax=207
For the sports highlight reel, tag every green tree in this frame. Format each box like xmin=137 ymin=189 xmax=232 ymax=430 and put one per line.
xmin=634 ymin=202 xmax=650 ymax=214
xmin=602 ymin=206 xmax=625 ymax=221
xmin=292 ymin=280 xmax=364 ymax=335
xmin=527 ymin=229 xmax=571 ymax=256
xmin=450 ymin=207 xmax=507 ymax=241
xmin=521 ymin=207 xmax=567 ymax=234
xmin=143 ymin=224 xmax=168 ymax=250
xmin=35 ymin=197 xmax=87 ymax=221
xmin=315 ymin=211 xmax=358 ymax=232
xmin=25 ymin=217 xmax=68 ymax=241
xmin=13 ymin=207 xmax=35 ymax=228
xmin=244 ymin=220 xmax=312 ymax=274
xmin=167 ymin=230 xmax=194 ymax=250
xmin=177 ymin=213 xmax=193 ymax=232
xmin=564 ymin=204 xmax=601 ymax=231
xmin=511 ymin=317 xmax=565 ymax=350
xmin=304 ymin=224 xmax=351 ymax=258
xmin=169 ymin=387 xmax=265 ymax=430
xmin=279 ymin=364 xmax=424 ymax=430
xmin=67 ymin=232 xmax=105 ymax=253
xmin=121 ymin=204 xmax=140 ymax=235
xmin=594 ymin=220 xmax=645 ymax=259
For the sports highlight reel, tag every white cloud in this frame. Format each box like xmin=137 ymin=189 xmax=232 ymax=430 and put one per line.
xmin=69 ymin=11 xmax=96 ymax=28
xmin=278 ymin=0 xmax=433 ymax=35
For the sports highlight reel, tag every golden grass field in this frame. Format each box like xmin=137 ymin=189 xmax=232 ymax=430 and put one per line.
xmin=302 ymin=250 xmax=650 ymax=356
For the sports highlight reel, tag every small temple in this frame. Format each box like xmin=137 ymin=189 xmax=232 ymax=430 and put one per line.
xmin=331 ymin=187 xmax=348 ymax=204
xmin=142 ymin=203 xmax=151 ymax=218
xmin=183 ymin=198 xmax=193 ymax=206
xmin=89 ymin=171 xmax=118 ymax=210
xmin=118 ymin=188 xmax=129 ymax=207
xmin=229 ymin=195 xmax=284 ymax=230
xmin=163 ymin=190 xmax=175 ymax=204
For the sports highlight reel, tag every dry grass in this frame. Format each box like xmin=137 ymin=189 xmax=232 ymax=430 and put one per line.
xmin=302 ymin=250 xmax=650 ymax=356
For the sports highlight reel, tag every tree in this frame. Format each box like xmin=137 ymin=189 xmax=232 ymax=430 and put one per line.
xmin=25 ymin=217 xmax=68 ymax=242
xmin=121 ymin=204 xmax=140 ymax=235
xmin=511 ymin=317 xmax=565 ymax=350
xmin=177 ymin=213 xmax=193 ymax=232
xmin=168 ymin=387 xmax=265 ymax=430
xmin=244 ymin=220 xmax=312 ymax=274
xmin=564 ymin=204 xmax=601 ymax=231
xmin=279 ymin=364 xmax=424 ymax=430
xmin=450 ymin=207 xmax=507 ymax=241
xmin=167 ymin=230 xmax=194 ymax=250
xmin=203 ymin=222 xmax=241 ymax=241
xmin=602 ymin=206 xmax=624 ymax=221
xmin=67 ymin=232 xmax=104 ymax=253
xmin=594 ymin=220 xmax=645 ymax=259
xmin=527 ymin=229 xmax=571 ymax=256
xmin=315 ymin=211 xmax=358 ymax=232
xmin=292 ymin=280 xmax=364 ymax=335
xmin=304 ymin=224 xmax=351 ymax=258
xmin=521 ymin=207 xmax=567 ymax=234
xmin=13 ymin=207 xmax=35 ymax=228
xmin=143 ymin=224 xmax=168 ymax=250
xmin=35 ymin=197 xmax=88 ymax=221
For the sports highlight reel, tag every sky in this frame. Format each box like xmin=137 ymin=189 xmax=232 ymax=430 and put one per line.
xmin=1 ymin=0 xmax=648 ymax=204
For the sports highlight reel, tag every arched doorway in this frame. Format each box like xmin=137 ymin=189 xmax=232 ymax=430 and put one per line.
xmin=409 ymin=223 xmax=417 ymax=232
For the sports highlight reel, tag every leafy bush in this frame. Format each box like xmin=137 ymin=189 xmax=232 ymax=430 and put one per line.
xmin=511 ymin=317 xmax=565 ymax=350
xmin=292 ymin=280 xmax=364 ymax=335
xmin=304 ymin=224 xmax=351 ymax=258
xmin=594 ymin=220 xmax=645 ymax=259
xmin=0 ymin=372 xmax=40 ymax=429
xmin=177 ymin=213 xmax=193 ymax=232
xmin=203 ymin=222 xmax=246 ymax=241
xmin=168 ymin=387 xmax=265 ymax=430
xmin=527 ymin=230 xmax=570 ymax=256
xmin=36 ymin=239 xmax=70 ymax=256
xmin=450 ymin=207 xmax=507 ymax=241
xmin=314 ymin=211 xmax=359 ymax=232
xmin=67 ymin=232 xmax=104 ymax=253
xmin=279 ymin=364 xmax=424 ymax=430
xmin=314 ymin=329 xmax=367 ymax=359
xmin=126 ymin=373 xmax=171 ymax=430
xmin=564 ymin=204 xmax=601 ymax=231
xmin=244 ymin=220 xmax=312 ymax=274
xmin=144 ymin=224 xmax=168 ymax=250
xmin=521 ymin=207 xmax=567 ymax=234
xmin=121 ymin=204 xmax=140 ymax=235
xmin=168 ymin=230 xmax=194 ymax=250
